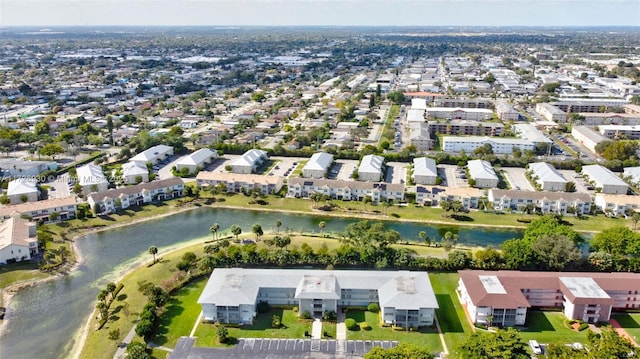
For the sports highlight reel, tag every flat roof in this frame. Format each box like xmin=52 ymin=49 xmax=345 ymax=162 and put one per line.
xmin=559 ymin=277 xmax=610 ymax=299
xmin=479 ymin=275 xmax=507 ymax=294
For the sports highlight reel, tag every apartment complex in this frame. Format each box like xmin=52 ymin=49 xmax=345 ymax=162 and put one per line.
xmin=287 ymin=178 xmax=404 ymax=203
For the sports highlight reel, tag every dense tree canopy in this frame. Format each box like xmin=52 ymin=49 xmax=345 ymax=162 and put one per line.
xmin=458 ymin=328 xmax=529 ymax=359
xmin=365 ymin=343 xmax=434 ymax=359
xmin=590 ymin=226 xmax=640 ymax=256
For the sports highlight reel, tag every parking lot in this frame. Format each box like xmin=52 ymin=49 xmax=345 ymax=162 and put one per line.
xmin=501 ymin=167 xmax=535 ymax=191
xmin=170 ymin=337 xmax=399 ymax=359
xmin=559 ymin=170 xmax=593 ymax=194
xmin=439 ymin=164 xmax=468 ymax=188
xmin=385 ymin=162 xmax=408 ymax=184
xmin=331 ymin=159 xmax=359 ymax=181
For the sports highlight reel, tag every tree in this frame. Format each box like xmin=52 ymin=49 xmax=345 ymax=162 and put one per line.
xmin=275 ymin=219 xmax=282 ymax=234
xmin=365 ymin=343 xmax=435 ymax=359
xmin=148 ymin=246 xmax=158 ymax=264
xmin=126 ymin=341 xmax=151 ymax=359
xmin=418 ymin=231 xmax=428 ymax=246
xmin=633 ymin=212 xmax=640 ymax=230
xmin=230 ymin=224 xmax=242 ymax=241
xmin=216 ymin=325 xmax=229 ymax=344
xmin=387 ymin=91 xmax=405 ymax=105
xmin=458 ymin=328 xmax=529 ymax=359
xmin=106 ymin=116 xmax=114 ymax=146
xmin=531 ymin=234 xmax=581 ymax=270
xmin=38 ymin=143 xmax=65 ymax=159
xmin=363 ymin=196 xmax=372 ymax=211
xmin=209 ymin=223 xmax=220 ymax=241
xmin=319 ymin=221 xmax=326 ymax=236
xmin=135 ymin=319 xmax=154 ymax=339
xmin=591 ymin=226 xmax=640 ymax=256
xmin=585 ymin=327 xmax=637 ymax=359
xmin=252 ymin=224 xmax=263 ymax=241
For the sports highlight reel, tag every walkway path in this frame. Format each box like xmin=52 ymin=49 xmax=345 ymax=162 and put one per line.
xmin=434 ymin=313 xmax=449 ymax=357
xmin=113 ymin=323 xmax=137 ymax=359
xmin=610 ymin=318 xmax=639 ymax=346
xmin=189 ymin=312 xmax=202 ymax=337
xmin=312 ymin=318 xmax=322 ymax=339
xmin=336 ymin=311 xmax=347 ymax=340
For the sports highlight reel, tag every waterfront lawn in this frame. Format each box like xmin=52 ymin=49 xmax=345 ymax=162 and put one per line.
xmin=153 ymin=276 xmax=208 ymax=347
xmin=194 ymin=309 xmax=312 ymax=347
xmin=429 ymin=272 xmax=474 ymax=359
xmin=612 ymin=313 xmax=640 ymax=342
xmin=344 ymin=310 xmax=442 ymax=351
xmin=79 ymin=244 xmax=206 ymax=359
xmin=0 ymin=261 xmax=48 ymax=291
xmin=519 ymin=311 xmax=588 ymax=345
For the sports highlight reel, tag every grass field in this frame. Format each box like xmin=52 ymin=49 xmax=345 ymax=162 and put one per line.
xmin=344 ymin=310 xmax=443 ymax=351
xmin=612 ymin=313 xmax=640 ymax=342
xmin=519 ymin=311 xmax=589 ymax=345
xmin=429 ymin=272 xmax=474 ymax=359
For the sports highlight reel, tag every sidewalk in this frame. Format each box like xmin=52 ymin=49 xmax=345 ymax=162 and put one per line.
xmin=312 ymin=318 xmax=322 ymax=339
xmin=336 ymin=311 xmax=347 ymax=340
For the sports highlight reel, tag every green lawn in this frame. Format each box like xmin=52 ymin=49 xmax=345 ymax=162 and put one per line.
xmin=194 ymin=309 xmax=314 ymax=347
xmin=429 ymin=272 xmax=474 ymax=359
xmin=519 ymin=311 xmax=589 ymax=345
xmin=0 ymin=261 xmax=48 ymax=292
xmin=153 ymin=276 xmax=208 ymax=347
xmin=612 ymin=313 xmax=640 ymax=342
xmin=344 ymin=310 xmax=442 ymax=351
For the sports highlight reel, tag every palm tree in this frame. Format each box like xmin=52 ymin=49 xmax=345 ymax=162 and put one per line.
xmin=418 ymin=231 xmax=427 ymax=245
xmin=209 ymin=223 xmax=220 ymax=241
xmin=252 ymin=224 xmax=263 ymax=241
xmin=363 ymin=196 xmax=372 ymax=211
xmin=148 ymin=246 xmax=158 ymax=264
xmin=319 ymin=221 xmax=326 ymax=236
xmin=230 ymin=224 xmax=242 ymax=241
xmin=275 ymin=219 xmax=282 ymax=234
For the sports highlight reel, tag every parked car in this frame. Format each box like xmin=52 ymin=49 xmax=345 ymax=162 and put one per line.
xmin=529 ymin=340 xmax=542 ymax=355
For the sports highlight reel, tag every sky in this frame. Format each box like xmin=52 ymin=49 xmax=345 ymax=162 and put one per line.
xmin=0 ymin=0 xmax=639 ymax=27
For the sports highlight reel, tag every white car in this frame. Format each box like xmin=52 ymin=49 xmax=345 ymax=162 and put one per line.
xmin=529 ymin=340 xmax=542 ymax=355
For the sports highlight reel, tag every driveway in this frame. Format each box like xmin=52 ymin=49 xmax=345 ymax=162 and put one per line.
xmin=438 ymin=164 xmax=468 ymax=188
xmin=333 ymin=159 xmax=359 ymax=181
xmin=385 ymin=162 xmax=408 ymax=184
xmin=501 ymin=167 xmax=535 ymax=191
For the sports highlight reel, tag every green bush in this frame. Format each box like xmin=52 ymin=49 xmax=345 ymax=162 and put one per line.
xmin=367 ymin=302 xmax=380 ymax=313
xmin=322 ymin=311 xmax=337 ymax=321
xmin=292 ymin=306 xmax=299 ymax=313
xmin=359 ymin=322 xmax=372 ymax=330
xmin=345 ymin=318 xmax=358 ymax=331
xmin=300 ymin=311 xmax=312 ymax=320
xmin=272 ymin=314 xmax=281 ymax=328
xmin=578 ymin=322 xmax=589 ymax=331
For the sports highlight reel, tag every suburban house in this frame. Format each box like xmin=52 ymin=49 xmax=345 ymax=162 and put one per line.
xmin=357 ymin=155 xmax=384 ymax=182
xmin=302 ymin=152 xmax=334 ymax=179
xmin=0 ymin=159 xmax=58 ymax=177
xmin=130 ymin=144 xmax=174 ymax=165
xmin=0 ymin=196 xmax=79 ymax=222
xmin=488 ymin=189 xmax=591 ymax=215
xmin=76 ymin=163 xmax=109 ymax=194
xmin=0 ymin=213 xmax=38 ymax=265
xmin=121 ymin=162 xmax=149 ymax=184
xmin=412 ymin=157 xmax=438 ymax=185
xmin=467 ymin=160 xmax=499 ymax=188
xmin=231 ymin=149 xmax=268 ymax=174
xmin=415 ymin=186 xmax=482 ymax=210
xmin=458 ymin=270 xmax=640 ymax=326
xmin=287 ymin=178 xmax=405 ymax=203
xmin=175 ymin=148 xmax=218 ymax=174
xmin=6 ymin=179 xmax=39 ymax=204
xmin=527 ymin=162 xmax=568 ymax=192
xmin=594 ymin=193 xmax=640 ymax=216
xmin=442 ymin=136 xmax=534 ymax=155
xmin=198 ymin=268 xmax=439 ymax=328
xmin=87 ymin=178 xmax=184 ymax=213
xmin=196 ymin=171 xmax=284 ymax=195
xmin=582 ymin=165 xmax=629 ymax=195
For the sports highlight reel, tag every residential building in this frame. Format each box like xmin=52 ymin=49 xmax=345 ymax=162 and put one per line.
xmin=406 ymin=108 xmax=426 ymax=123
xmin=0 ymin=213 xmax=38 ymax=265
xmin=0 ymin=159 xmax=58 ymax=178
xmin=415 ymin=186 xmax=482 ymax=209
xmin=427 ymin=120 xmax=503 ymax=136
xmin=87 ymin=178 xmax=184 ymax=213
xmin=434 ymin=98 xmax=491 ymax=109
xmin=571 ymin=126 xmax=609 ymax=153
xmin=0 ymin=196 xmax=79 ymax=222
xmin=535 ymin=103 xmax=567 ymax=122
xmin=488 ymin=189 xmax=591 ymax=215
xmin=121 ymin=162 xmax=149 ymax=184
xmin=512 ymin=123 xmax=553 ymax=146
xmin=198 ymin=268 xmax=438 ymax=327
xmin=130 ymin=144 xmax=174 ymax=165
xmin=76 ymin=163 xmax=109 ymax=194
xmin=467 ymin=160 xmax=499 ymax=188
xmin=231 ymin=149 xmax=268 ymax=174
xmin=594 ymin=193 xmax=640 ymax=216
xmin=287 ymin=178 xmax=404 ymax=203
xmin=554 ymin=99 xmax=628 ymax=113
xmin=408 ymin=123 xmax=433 ymax=151
xmin=494 ymin=100 xmax=520 ymax=121
xmin=582 ymin=165 xmax=629 ymax=195
xmin=527 ymin=162 xmax=568 ymax=192
xmin=358 ymin=155 xmax=384 ymax=182
xmin=598 ymin=125 xmax=640 ymax=140
xmin=441 ymin=136 xmax=534 ymax=154
xmin=175 ymin=148 xmax=218 ymax=174
xmin=196 ymin=172 xmax=283 ymax=195
xmin=426 ymin=107 xmax=493 ymax=121
xmin=579 ymin=112 xmax=640 ymax=126
xmin=302 ymin=152 xmax=333 ymax=179
xmin=412 ymin=157 xmax=438 ymax=185
xmin=6 ymin=179 xmax=39 ymax=204
xmin=458 ymin=270 xmax=640 ymax=326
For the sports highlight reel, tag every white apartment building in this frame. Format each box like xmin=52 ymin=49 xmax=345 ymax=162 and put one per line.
xmin=357 ymin=155 xmax=385 ymax=182
xmin=467 ymin=160 xmax=499 ymax=188
xmin=442 ymin=136 xmax=534 ymax=154
xmin=488 ymin=189 xmax=591 ymax=215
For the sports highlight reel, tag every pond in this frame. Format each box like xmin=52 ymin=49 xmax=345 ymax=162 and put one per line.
xmin=0 ymin=207 xmax=523 ymax=358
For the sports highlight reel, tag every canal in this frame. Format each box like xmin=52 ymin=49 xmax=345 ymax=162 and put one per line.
xmin=0 ymin=207 xmax=523 ymax=358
